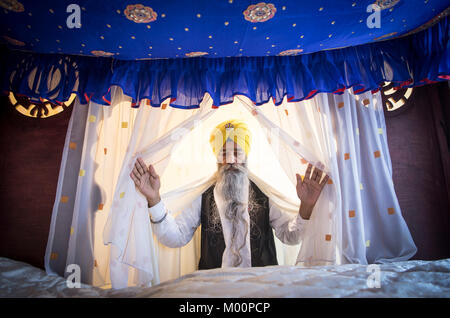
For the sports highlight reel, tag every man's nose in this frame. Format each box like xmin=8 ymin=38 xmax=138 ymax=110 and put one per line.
xmin=225 ymin=151 xmax=236 ymax=163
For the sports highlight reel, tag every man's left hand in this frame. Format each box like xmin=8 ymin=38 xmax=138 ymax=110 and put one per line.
xmin=296 ymin=163 xmax=329 ymax=220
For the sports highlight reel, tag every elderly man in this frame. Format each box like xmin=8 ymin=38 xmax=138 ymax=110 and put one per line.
xmin=130 ymin=119 xmax=329 ymax=269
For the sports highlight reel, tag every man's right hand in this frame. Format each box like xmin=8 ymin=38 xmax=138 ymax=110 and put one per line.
xmin=130 ymin=157 xmax=161 ymax=207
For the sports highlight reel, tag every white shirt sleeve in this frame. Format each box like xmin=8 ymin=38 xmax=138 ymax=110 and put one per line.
xmin=269 ymin=198 xmax=309 ymax=245
xmin=148 ymin=195 xmax=202 ymax=248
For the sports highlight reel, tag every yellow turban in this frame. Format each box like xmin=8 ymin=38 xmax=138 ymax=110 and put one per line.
xmin=209 ymin=119 xmax=252 ymax=158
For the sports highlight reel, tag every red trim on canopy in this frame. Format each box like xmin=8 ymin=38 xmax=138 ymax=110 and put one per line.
xmin=84 ymin=93 xmax=92 ymax=103
xmin=304 ymin=89 xmax=318 ymax=99
xmin=353 ymin=85 xmax=366 ymax=94
xmin=102 ymin=96 xmax=111 ymax=105
xmin=333 ymin=87 xmax=347 ymax=94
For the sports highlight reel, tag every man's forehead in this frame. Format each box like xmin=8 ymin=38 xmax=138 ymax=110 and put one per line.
xmin=222 ymin=140 xmax=244 ymax=151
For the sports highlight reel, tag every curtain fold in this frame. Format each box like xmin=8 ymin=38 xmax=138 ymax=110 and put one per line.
xmin=45 ymin=85 xmax=416 ymax=289
xmin=2 ymin=17 xmax=449 ymax=108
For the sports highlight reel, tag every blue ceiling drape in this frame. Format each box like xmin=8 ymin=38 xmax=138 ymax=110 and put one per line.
xmin=1 ymin=0 xmax=449 ymax=60
xmin=0 ymin=16 xmax=449 ymax=108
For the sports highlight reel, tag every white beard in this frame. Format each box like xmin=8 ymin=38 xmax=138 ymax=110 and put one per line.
xmin=215 ymin=162 xmax=250 ymax=267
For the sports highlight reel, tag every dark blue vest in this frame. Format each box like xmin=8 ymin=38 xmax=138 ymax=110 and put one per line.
xmin=198 ymin=180 xmax=278 ymax=270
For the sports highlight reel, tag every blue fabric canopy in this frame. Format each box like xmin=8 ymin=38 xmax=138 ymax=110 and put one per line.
xmin=0 ymin=2 xmax=449 ymax=108
xmin=1 ymin=0 xmax=449 ymax=59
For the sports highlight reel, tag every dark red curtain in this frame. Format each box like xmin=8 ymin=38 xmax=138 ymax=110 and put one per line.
xmin=0 ymin=96 xmax=73 ymax=269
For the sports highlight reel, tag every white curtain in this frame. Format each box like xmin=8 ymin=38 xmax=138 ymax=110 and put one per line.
xmin=45 ymin=85 xmax=416 ymax=289
xmin=242 ymin=91 xmax=417 ymax=265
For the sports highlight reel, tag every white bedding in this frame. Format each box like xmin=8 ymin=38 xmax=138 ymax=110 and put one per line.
xmin=1 ymin=257 xmax=449 ymax=297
